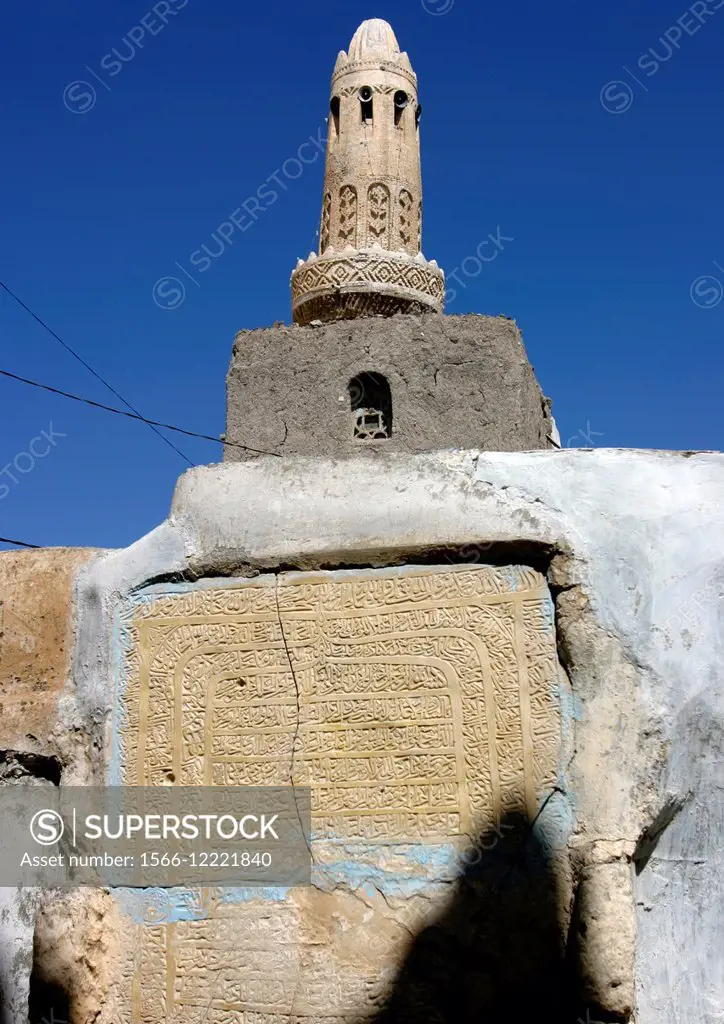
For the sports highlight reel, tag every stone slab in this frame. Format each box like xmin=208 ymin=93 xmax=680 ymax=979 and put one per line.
xmin=105 ymin=563 xmax=565 ymax=1022
xmin=0 ymin=547 xmax=97 ymax=758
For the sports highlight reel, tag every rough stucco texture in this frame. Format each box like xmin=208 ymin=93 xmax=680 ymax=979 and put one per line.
xmin=0 ymin=548 xmax=98 ymax=1024
xmin=0 ymin=547 xmax=96 ymax=757
xmin=3 ymin=449 xmax=722 ymax=1024
xmin=59 ymin=448 xmax=724 ymax=1024
xmin=224 ymin=313 xmax=554 ymax=458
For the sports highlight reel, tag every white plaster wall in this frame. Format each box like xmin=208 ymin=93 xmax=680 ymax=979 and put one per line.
xmin=58 ymin=448 xmax=724 ymax=1022
xmin=0 ymin=889 xmax=38 ymax=1024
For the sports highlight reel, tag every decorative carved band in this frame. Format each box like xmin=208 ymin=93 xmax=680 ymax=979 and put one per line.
xmin=292 ymin=253 xmax=444 ymax=302
xmin=291 ymin=251 xmax=445 ymax=324
xmin=338 ymin=82 xmax=418 ymax=101
xmin=293 ymin=291 xmax=437 ymax=325
xmin=333 ymin=60 xmax=417 ymax=91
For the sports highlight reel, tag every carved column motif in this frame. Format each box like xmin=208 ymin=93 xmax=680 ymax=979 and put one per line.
xmin=338 ymin=185 xmax=358 ymax=248
xmin=368 ymin=183 xmax=391 ymax=248
xmin=320 ymin=192 xmax=332 ymax=253
xmin=399 ymin=189 xmax=414 ymax=251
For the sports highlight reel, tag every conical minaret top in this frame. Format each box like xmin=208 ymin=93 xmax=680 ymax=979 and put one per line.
xmin=291 ymin=19 xmax=445 ymax=325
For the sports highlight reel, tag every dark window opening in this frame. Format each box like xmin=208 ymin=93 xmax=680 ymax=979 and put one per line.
xmin=394 ymin=91 xmax=409 ymax=126
xmin=359 ymin=86 xmax=374 ymax=124
xmin=330 ymin=96 xmax=340 ymax=136
xmin=415 ymin=104 xmax=422 ymax=129
xmin=349 ymin=373 xmax=392 ymax=440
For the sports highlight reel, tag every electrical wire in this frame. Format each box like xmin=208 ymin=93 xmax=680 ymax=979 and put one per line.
xmin=0 ymin=283 xmax=283 ymax=552
xmin=0 ymin=368 xmax=282 ymax=457
xmin=0 ymin=280 xmax=194 ymax=465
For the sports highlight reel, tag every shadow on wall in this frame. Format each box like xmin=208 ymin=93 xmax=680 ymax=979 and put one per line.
xmin=354 ymin=812 xmax=618 ymax=1024
xmin=20 ymin=813 xmax=628 ymax=1023
xmin=0 ymin=753 xmax=65 ymax=1024
xmin=28 ymin=970 xmax=70 ymax=1024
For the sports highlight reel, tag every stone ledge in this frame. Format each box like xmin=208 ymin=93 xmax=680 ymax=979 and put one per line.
xmin=291 ymin=249 xmax=445 ymax=325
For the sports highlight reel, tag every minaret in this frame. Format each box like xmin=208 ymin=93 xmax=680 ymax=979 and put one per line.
xmin=291 ymin=19 xmax=445 ymax=326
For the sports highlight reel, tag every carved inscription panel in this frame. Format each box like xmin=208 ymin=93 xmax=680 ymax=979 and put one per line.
xmin=112 ymin=565 xmax=563 ymax=1023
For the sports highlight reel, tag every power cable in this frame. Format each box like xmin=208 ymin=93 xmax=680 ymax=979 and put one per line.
xmin=0 ymin=284 xmax=282 ymax=551
xmin=0 ymin=368 xmax=281 ymax=458
xmin=0 ymin=280 xmax=194 ymax=465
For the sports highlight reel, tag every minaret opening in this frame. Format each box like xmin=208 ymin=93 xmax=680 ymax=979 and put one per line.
xmin=330 ymin=96 xmax=340 ymax=136
xmin=359 ymin=86 xmax=374 ymax=124
xmin=394 ymin=90 xmax=409 ymax=126
xmin=349 ymin=373 xmax=392 ymax=440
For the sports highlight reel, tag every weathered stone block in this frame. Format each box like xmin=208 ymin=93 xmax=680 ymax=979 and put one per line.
xmin=0 ymin=548 xmax=96 ymax=759
xmin=107 ymin=563 xmax=567 ymax=1021
xmin=225 ymin=313 xmax=555 ymax=459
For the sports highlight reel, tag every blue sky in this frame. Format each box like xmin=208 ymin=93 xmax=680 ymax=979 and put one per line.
xmin=1 ymin=0 xmax=723 ymax=550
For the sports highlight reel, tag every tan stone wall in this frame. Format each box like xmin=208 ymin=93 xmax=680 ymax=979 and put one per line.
xmin=102 ymin=564 xmax=568 ymax=1022
xmin=0 ymin=548 xmax=96 ymax=758
xmin=325 ymin=54 xmax=421 ymax=258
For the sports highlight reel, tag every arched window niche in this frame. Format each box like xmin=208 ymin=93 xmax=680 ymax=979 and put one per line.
xmin=394 ymin=90 xmax=409 ymax=127
xmin=348 ymin=373 xmax=392 ymax=440
xmin=330 ymin=96 xmax=340 ymax=136
xmin=358 ymin=86 xmax=374 ymax=125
